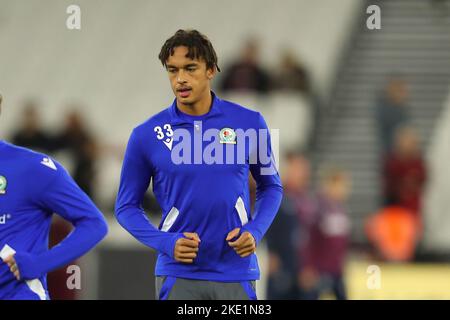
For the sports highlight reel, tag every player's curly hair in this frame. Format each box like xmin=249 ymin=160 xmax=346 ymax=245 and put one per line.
xmin=159 ymin=29 xmax=220 ymax=72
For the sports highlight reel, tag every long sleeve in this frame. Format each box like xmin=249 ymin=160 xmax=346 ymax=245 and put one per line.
xmin=14 ymin=162 xmax=108 ymax=280
xmin=114 ymin=129 xmax=184 ymax=258
xmin=242 ymin=113 xmax=283 ymax=245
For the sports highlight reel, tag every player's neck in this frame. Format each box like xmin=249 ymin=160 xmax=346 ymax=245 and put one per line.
xmin=177 ymin=91 xmax=212 ymax=116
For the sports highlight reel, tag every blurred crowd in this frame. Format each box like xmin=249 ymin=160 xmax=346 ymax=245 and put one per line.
xmin=11 ymin=101 xmax=100 ymax=202
xmin=218 ymin=38 xmax=312 ymax=96
xmin=217 ymin=37 xmax=321 ymax=150
xmin=263 ymin=74 xmax=429 ymax=300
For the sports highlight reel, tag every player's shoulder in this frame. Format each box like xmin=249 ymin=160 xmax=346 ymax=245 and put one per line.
xmin=4 ymin=142 xmax=64 ymax=178
xmin=217 ymin=97 xmax=265 ymax=129
xmin=2 ymin=142 xmax=48 ymax=163
xmin=218 ymin=97 xmax=262 ymax=120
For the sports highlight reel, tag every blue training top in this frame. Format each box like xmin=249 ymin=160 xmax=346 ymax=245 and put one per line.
xmin=115 ymin=92 xmax=283 ymax=281
xmin=0 ymin=141 xmax=108 ymax=300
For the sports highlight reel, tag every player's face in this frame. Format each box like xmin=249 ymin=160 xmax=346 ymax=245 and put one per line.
xmin=166 ymin=46 xmax=215 ymax=105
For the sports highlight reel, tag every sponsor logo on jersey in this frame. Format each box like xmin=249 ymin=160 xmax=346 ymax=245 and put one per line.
xmin=41 ymin=157 xmax=57 ymax=170
xmin=0 ymin=214 xmax=11 ymax=225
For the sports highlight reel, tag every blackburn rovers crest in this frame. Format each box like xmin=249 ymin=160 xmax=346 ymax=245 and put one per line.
xmin=219 ymin=128 xmax=236 ymax=144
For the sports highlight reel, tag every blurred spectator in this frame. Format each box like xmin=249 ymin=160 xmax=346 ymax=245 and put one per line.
xmin=383 ymin=126 xmax=427 ymax=218
xmin=271 ymin=49 xmax=322 ymax=151
xmin=219 ymin=38 xmax=270 ymax=94
xmin=366 ymin=206 xmax=419 ymax=262
xmin=272 ymin=50 xmax=311 ymax=94
xmin=266 ymin=152 xmax=317 ymax=299
xmin=53 ymin=110 xmax=99 ymax=200
xmin=375 ymin=76 xmax=410 ymax=154
xmin=369 ymin=127 xmax=426 ymax=262
xmin=301 ymin=166 xmax=351 ymax=300
xmin=11 ymin=100 xmax=52 ymax=152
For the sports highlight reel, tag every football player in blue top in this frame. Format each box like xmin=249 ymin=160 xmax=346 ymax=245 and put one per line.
xmin=0 ymin=94 xmax=108 ymax=300
xmin=115 ymin=30 xmax=283 ymax=300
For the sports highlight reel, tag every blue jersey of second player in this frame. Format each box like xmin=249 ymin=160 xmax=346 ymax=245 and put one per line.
xmin=0 ymin=141 xmax=107 ymax=300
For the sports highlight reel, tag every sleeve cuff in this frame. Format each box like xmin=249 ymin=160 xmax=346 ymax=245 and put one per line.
xmin=14 ymin=252 xmax=42 ymax=280
xmin=241 ymin=226 xmax=261 ymax=246
xmin=161 ymin=233 xmax=185 ymax=259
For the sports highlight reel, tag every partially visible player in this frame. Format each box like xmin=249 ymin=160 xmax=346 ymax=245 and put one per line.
xmin=115 ymin=30 xmax=283 ymax=300
xmin=0 ymin=94 xmax=108 ymax=300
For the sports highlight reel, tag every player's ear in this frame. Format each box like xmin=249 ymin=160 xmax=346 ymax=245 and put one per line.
xmin=206 ymin=67 xmax=216 ymax=80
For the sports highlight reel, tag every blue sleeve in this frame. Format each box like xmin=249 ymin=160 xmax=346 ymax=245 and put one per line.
xmin=242 ymin=113 xmax=283 ymax=245
xmin=114 ymin=129 xmax=184 ymax=258
xmin=14 ymin=161 xmax=108 ymax=280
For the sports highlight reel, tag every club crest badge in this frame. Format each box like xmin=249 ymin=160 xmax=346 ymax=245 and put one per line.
xmin=0 ymin=176 xmax=7 ymax=195
xmin=219 ymin=128 xmax=237 ymax=144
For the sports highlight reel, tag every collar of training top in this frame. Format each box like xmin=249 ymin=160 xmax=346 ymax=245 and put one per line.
xmin=169 ymin=91 xmax=224 ymax=125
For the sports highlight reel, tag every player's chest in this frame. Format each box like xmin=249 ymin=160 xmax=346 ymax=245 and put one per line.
xmin=0 ymin=169 xmax=36 ymax=215
xmin=0 ymin=171 xmax=39 ymax=230
xmin=146 ymin=120 xmax=254 ymax=175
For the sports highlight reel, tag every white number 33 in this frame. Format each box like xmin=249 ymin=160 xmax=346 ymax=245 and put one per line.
xmin=154 ymin=124 xmax=174 ymax=141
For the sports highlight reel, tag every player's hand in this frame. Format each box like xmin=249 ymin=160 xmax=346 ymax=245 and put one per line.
xmin=226 ymin=228 xmax=256 ymax=258
xmin=3 ymin=255 xmax=20 ymax=280
xmin=174 ymin=232 xmax=201 ymax=264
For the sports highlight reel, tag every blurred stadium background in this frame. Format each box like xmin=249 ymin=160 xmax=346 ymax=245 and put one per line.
xmin=1 ymin=0 xmax=450 ymax=299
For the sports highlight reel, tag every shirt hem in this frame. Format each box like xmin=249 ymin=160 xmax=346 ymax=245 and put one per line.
xmin=155 ymin=270 xmax=260 ymax=282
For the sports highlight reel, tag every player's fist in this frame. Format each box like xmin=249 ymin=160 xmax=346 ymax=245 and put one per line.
xmin=3 ymin=255 xmax=20 ymax=280
xmin=174 ymin=232 xmax=201 ymax=264
xmin=226 ymin=228 xmax=256 ymax=258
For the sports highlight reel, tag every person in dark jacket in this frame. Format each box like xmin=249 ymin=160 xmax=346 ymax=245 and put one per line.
xmin=375 ymin=76 xmax=410 ymax=155
xmin=301 ymin=166 xmax=351 ymax=300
